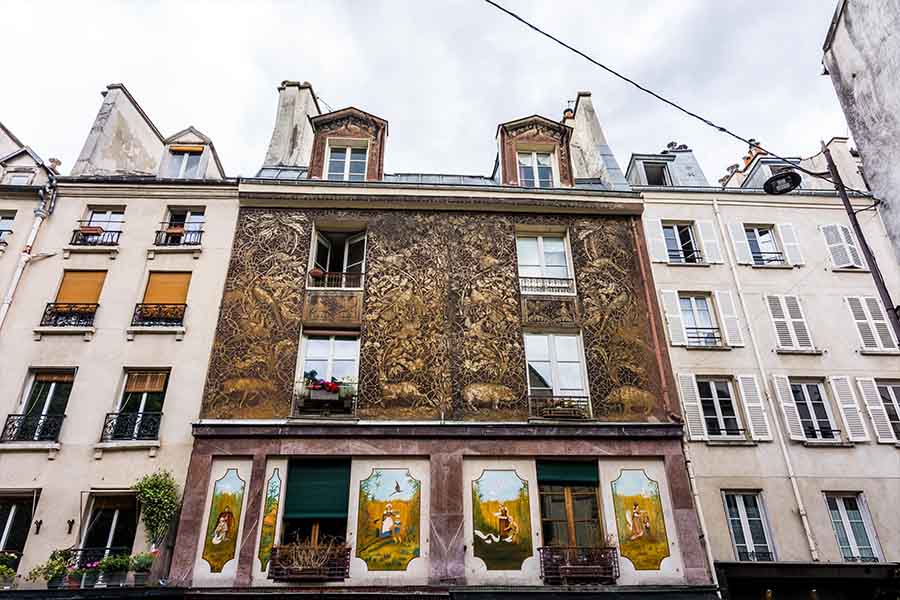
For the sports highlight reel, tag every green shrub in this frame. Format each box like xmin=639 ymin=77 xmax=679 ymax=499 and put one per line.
xmin=133 ymin=470 xmax=180 ymax=547
xmin=130 ymin=552 xmax=156 ymax=573
xmin=26 ymin=549 xmax=72 ymax=582
xmin=98 ymin=554 xmax=131 ymax=573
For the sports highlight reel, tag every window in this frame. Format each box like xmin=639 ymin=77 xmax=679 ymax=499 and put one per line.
xmin=516 ymin=235 xmax=574 ymax=294
xmin=327 ymin=145 xmax=367 ymax=182
xmin=80 ymin=495 xmax=138 ymax=557
xmin=537 ymin=461 xmax=602 ymax=547
xmin=643 ymin=162 xmax=670 ymax=186
xmin=74 ymin=209 xmax=124 ymax=246
xmin=4 ymin=172 xmax=33 ymax=185
xmin=723 ymin=493 xmax=774 ymax=561
xmin=876 ymin=383 xmax=900 ymax=439
xmin=297 ymin=335 xmax=359 ymax=415
xmin=769 ymin=164 xmax=794 ymax=176
xmin=822 ymin=224 xmax=865 ymax=269
xmin=791 ymin=382 xmax=837 ymax=440
xmin=3 ymin=371 xmax=75 ymax=442
xmin=744 ymin=226 xmax=785 ymax=266
xmin=679 ymin=294 xmax=720 ymax=347
xmin=766 ymin=295 xmax=814 ymax=350
xmin=846 ymin=296 xmax=897 ymax=351
xmin=309 ymin=229 xmax=367 ymax=289
xmin=165 ymin=148 xmax=202 ymax=178
xmin=517 ymin=151 xmax=554 ymax=188
xmin=662 ymin=223 xmax=701 ymax=263
xmin=0 ymin=496 xmax=33 ymax=570
xmin=698 ymin=378 xmax=742 ymax=437
xmin=524 ymin=333 xmax=588 ymax=400
xmin=158 ymin=207 xmax=204 ymax=246
xmin=133 ymin=272 xmax=191 ymax=327
xmin=104 ymin=371 xmax=168 ymax=441
xmin=0 ymin=213 xmax=13 ymax=245
xmin=282 ymin=459 xmax=351 ymax=545
xmin=825 ymin=494 xmax=879 ymax=562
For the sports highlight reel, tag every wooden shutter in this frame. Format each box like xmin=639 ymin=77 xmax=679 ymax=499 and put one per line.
xmin=737 ymin=374 xmax=771 ymax=441
xmin=676 ymin=373 xmax=706 ymax=440
xmin=660 ymin=290 xmax=686 ymax=346
xmin=772 ymin=375 xmax=805 ymax=441
xmin=783 ymin=296 xmax=814 ymax=349
xmin=646 ymin=218 xmax=668 ymax=262
xmin=124 ymin=371 xmax=168 ymax=393
xmin=56 ymin=271 xmax=107 ymax=303
xmin=840 ymin=225 xmax=865 ymax=268
xmin=823 ymin=224 xmax=860 ymax=268
xmin=847 ymin=296 xmax=880 ymax=350
xmin=35 ymin=371 xmax=76 ymax=383
xmin=728 ymin=223 xmax=752 ymax=264
xmin=697 ymin=220 xmax=722 ymax=263
xmin=776 ymin=223 xmax=804 ymax=266
xmin=856 ymin=378 xmax=897 ymax=443
xmin=863 ymin=297 xmax=896 ymax=349
xmin=766 ymin=295 xmax=795 ymax=349
xmin=828 ymin=376 xmax=869 ymax=442
xmin=715 ymin=290 xmax=744 ymax=346
xmin=143 ymin=272 xmax=191 ymax=304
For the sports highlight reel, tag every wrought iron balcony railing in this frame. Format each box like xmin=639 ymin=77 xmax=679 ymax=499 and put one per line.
xmin=668 ymin=249 xmax=704 ymax=264
xmin=529 ymin=395 xmax=592 ymax=420
xmin=294 ymin=381 xmax=358 ymax=417
xmin=307 ymin=271 xmax=365 ymax=289
xmin=736 ymin=549 xmax=775 ymax=562
xmin=131 ymin=303 xmax=186 ymax=327
xmin=268 ymin=545 xmax=351 ymax=582
xmin=153 ymin=223 xmax=203 ymax=246
xmin=40 ymin=303 xmax=98 ymax=327
xmin=707 ymin=426 xmax=746 ymax=438
xmin=0 ymin=551 xmax=22 ymax=571
xmin=1 ymin=414 xmax=65 ymax=442
xmin=539 ymin=546 xmax=619 ymax=585
xmin=0 ymin=229 xmax=12 ymax=245
xmin=751 ymin=251 xmax=787 ymax=266
xmin=72 ymin=546 xmax=131 ymax=568
xmin=70 ymin=222 xmax=122 ymax=246
xmin=519 ymin=276 xmax=576 ymax=295
xmin=685 ymin=326 xmax=723 ymax=347
xmin=100 ymin=412 xmax=162 ymax=442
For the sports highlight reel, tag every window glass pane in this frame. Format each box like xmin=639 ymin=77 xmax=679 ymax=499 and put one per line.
xmin=517 ymin=152 xmax=533 ymax=167
xmin=537 ymin=166 xmax=553 ymax=187
xmin=165 ymin=154 xmax=185 ymax=177
xmin=119 ymin=392 xmax=143 ymax=413
xmin=46 ymin=383 xmax=72 ymax=415
xmin=554 ymin=336 xmax=580 ymax=362
xmin=524 ymin=334 xmax=550 ymax=360
xmin=331 ymin=360 xmax=358 ymax=382
xmin=305 ymin=337 xmax=331 ymax=359
xmin=348 ymin=160 xmax=366 ymax=175
xmin=697 ymin=380 xmax=713 ymax=399
xmin=540 ymin=492 xmax=566 ymax=520
xmin=574 ymin=520 xmax=599 ymax=547
xmin=516 ymin=238 xmax=540 ymax=267
xmin=571 ymin=493 xmax=598 ymax=521
xmin=556 ymin=363 xmax=584 ymax=392
xmin=3 ymin=500 xmax=31 ymax=552
xmin=544 ymin=266 xmax=569 ymax=279
xmin=333 ymin=337 xmax=359 ymax=359
xmin=23 ymin=381 xmax=52 ymax=414
xmin=528 ymin=362 xmax=553 ymax=391
xmin=350 ymin=148 xmax=367 ymax=160
xmin=542 ymin=237 xmax=567 ymax=266
xmin=725 ymin=494 xmax=740 ymax=518
xmin=519 ymin=167 xmax=535 ymax=187
xmin=535 ymin=153 xmax=552 ymax=167
xmin=302 ymin=360 xmax=329 ymax=379
xmin=184 ymin=153 xmax=202 ymax=177
xmin=346 ymin=238 xmax=366 ymax=268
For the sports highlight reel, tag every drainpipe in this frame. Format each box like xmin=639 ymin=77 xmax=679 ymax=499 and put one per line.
xmin=681 ymin=439 xmax=721 ymax=597
xmin=711 ymin=195 xmax=820 ymax=562
xmin=0 ymin=175 xmax=56 ymax=334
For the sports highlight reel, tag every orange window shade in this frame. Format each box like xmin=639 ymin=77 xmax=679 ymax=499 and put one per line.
xmin=35 ymin=371 xmax=76 ymax=383
xmin=143 ymin=272 xmax=191 ymax=304
xmin=56 ymin=271 xmax=107 ymax=303
xmin=169 ymin=145 xmax=203 ymax=153
xmin=124 ymin=371 xmax=168 ymax=393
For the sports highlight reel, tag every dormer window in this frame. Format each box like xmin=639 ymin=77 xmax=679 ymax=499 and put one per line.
xmin=517 ymin=151 xmax=554 ymax=188
xmin=4 ymin=171 xmax=34 ymax=186
xmin=165 ymin=146 xmax=203 ymax=179
xmin=327 ymin=144 xmax=368 ymax=182
xmin=644 ymin=162 xmax=671 ymax=186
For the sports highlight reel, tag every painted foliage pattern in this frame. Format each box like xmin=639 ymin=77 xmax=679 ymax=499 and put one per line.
xmin=202 ymin=207 xmax=664 ymax=422
xmin=471 ymin=470 xmax=533 ymax=570
xmin=202 ymin=468 xmax=246 ymax=573
xmin=611 ymin=469 xmax=670 ymax=570
xmin=355 ymin=469 xmax=422 ymax=571
xmin=257 ymin=468 xmax=282 ymax=571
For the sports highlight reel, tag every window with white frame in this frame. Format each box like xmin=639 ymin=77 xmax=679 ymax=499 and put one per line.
xmin=81 ymin=208 xmax=125 ymax=245
xmin=662 ymin=223 xmax=702 ymax=263
xmin=80 ymin=495 xmax=138 ymax=556
xmin=643 ymin=162 xmax=670 ymax=186
xmin=876 ymin=382 xmax=900 ymax=439
xmin=698 ymin=378 xmax=742 ymax=437
xmin=8 ymin=371 xmax=75 ymax=442
xmin=679 ymin=294 xmax=721 ymax=347
xmin=524 ymin=333 xmax=588 ymax=399
xmin=822 ymin=224 xmax=865 ymax=269
xmin=744 ymin=226 xmax=785 ymax=266
xmin=825 ymin=493 xmax=879 ymax=562
xmin=162 ymin=207 xmax=205 ymax=245
xmin=165 ymin=148 xmax=202 ymax=178
xmin=517 ymin=151 xmax=554 ymax=188
xmin=846 ymin=296 xmax=897 ymax=352
xmin=723 ymin=492 xmax=774 ymax=561
xmin=309 ymin=229 xmax=367 ymax=289
xmin=0 ymin=213 xmax=14 ymax=245
xmin=105 ymin=370 xmax=168 ymax=441
xmin=791 ymin=381 xmax=837 ymax=440
xmin=297 ymin=335 xmax=360 ymax=410
xmin=516 ymin=234 xmax=574 ymax=294
xmin=3 ymin=172 xmax=33 ymax=185
xmin=327 ymin=145 xmax=367 ymax=182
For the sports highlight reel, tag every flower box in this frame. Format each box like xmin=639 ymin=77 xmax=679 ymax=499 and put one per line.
xmin=78 ymin=225 xmax=104 ymax=235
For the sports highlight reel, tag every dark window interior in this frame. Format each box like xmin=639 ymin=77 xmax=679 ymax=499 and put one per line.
xmin=81 ymin=495 xmax=138 ymax=552
xmin=644 ymin=163 xmax=669 ymax=186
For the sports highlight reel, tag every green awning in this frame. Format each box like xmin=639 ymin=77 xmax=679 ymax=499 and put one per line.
xmin=536 ymin=460 xmax=599 ymax=485
xmin=283 ymin=459 xmax=351 ymax=520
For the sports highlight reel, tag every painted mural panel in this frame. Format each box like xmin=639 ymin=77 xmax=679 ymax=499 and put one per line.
xmin=257 ymin=468 xmax=282 ymax=571
xmin=202 ymin=468 xmax=246 ymax=573
xmin=611 ymin=469 xmax=670 ymax=570
xmin=471 ymin=470 xmax=533 ymax=570
xmin=355 ymin=468 xmax=421 ymax=571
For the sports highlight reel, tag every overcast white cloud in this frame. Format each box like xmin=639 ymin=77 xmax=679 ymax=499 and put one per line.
xmin=1 ymin=1 xmax=846 ymax=183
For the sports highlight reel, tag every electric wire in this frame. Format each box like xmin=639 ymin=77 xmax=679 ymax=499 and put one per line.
xmin=483 ymin=0 xmax=877 ymax=200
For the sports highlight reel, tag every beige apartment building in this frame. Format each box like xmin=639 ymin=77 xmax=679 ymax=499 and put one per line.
xmin=0 ymin=84 xmax=238 ymax=584
xmin=631 ymin=139 xmax=900 ymax=599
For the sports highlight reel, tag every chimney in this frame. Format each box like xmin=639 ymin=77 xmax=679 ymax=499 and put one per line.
xmin=568 ymin=91 xmax=629 ymax=189
xmin=48 ymin=158 xmax=62 ymax=172
xmin=262 ymin=80 xmax=322 ymax=168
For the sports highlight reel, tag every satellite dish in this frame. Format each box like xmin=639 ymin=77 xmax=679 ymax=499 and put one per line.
xmin=763 ymin=170 xmax=802 ymax=195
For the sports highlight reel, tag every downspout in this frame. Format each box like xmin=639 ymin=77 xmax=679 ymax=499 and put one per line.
xmin=682 ymin=439 xmax=720 ymax=597
xmin=711 ymin=194 xmax=819 ymax=561
xmin=0 ymin=174 xmax=56 ymax=334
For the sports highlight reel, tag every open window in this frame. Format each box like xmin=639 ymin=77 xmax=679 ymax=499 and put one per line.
xmin=1 ymin=370 xmax=75 ymax=443
xmin=643 ymin=162 xmax=670 ymax=186
xmin=102 ymin=370 xmax=168 ymax=442
xmin=72 ymin=209 xmax=125 ymax=246
xmin=308 ymin=228 xmax=367 ymax=289
xmin=0 ymin=493 xmax=36 ymax=572
xmin=79 ymin=494 xmax=138 ymax=563
xmin=282 ymin=459 xmax=350 ymax=545
xmin=0 ymin=212 xmax=14 ymax=245
xmin=157 ymin=207 xmax=204 ymax=246
xmin=295 ymin=334 xmax=359 ymax=416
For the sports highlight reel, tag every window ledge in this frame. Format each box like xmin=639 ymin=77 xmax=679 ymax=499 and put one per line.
xmin=705 ymin=439 xmax=757 ymax=447
xmin=776 ymin=348 xmax=824 ymax=355
xmin=33 ymin=326 xmax=94 ymax=341
xmin=0 ymin=441 xmax=61 ymax=459
xmin=665 ymin=262 xmax=711 ymax=268
xmin=802 ymin=440 xmax=854 ymax=448
xmin=146 ymin=245 xmax=202 ymax=260
xmin=859 ymin=349 xmax=900 ymax=356
xmin=126 ymin=326 xmax=185 ymax=341
xmin=63 ymin=245 xmax=119 ymax=260
xmin=750 ymin=264 xmax=793 ymax=270
xmin=93 ymin=440 xmax=160 ymax=459
xmin=832 ymin=267 xmax=871 ymax=273
xmin=685 ymin=345 xmax=732 ymax=351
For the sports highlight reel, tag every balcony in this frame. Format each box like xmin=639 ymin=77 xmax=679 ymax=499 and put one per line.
xmin=131 ymin=303 xmax=186 ymax=327
xmin=529 ymin=395 xmax=592 ymax=420
xmin=1 ymin=414 xmax=65 ymax=442
xmin=751 ymin=251 xmax=787 ymax=266
xmin=668 ymin=249 xmax=705 ymax=264
xmin=268 ymin=544 xmax=351 ymax=582
xmin=539 ymin=546 xmax=619 ymax=585
xmin=153 ymin=223 xmax=203 ymax=247
xmin=0 ymin=229 xmax=11 ymax=246
xmin=736 ymin=550 xmax=775 ymax=562
xmin=294 ymin=381 xmax=357 ymax=418
xmin=307 ymin=270 xmax=364 ymax=290
xmin=70 ymin=222 xmax=122 ymax=246
xmin=686 ymin=327 xmax=723 ymax=347
xmin=519 ymin=276 xmax=576 ymax=295
xmin=72 ymin=546 xmax=131 ymax=568
xmin=40 ymin=303 xmax=98 ymax=327
xmin=100 ymin=412 xmax=162 ymax=442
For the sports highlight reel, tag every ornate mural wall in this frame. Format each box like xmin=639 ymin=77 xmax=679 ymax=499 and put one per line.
xmin=202 ymin=206 xmax=666 ymax=422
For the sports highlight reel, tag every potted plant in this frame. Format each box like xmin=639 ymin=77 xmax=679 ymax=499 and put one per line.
xmin=308 ymin=267 xmax=325 ymax=280
xmin=80 ymin=561 xmax=101 ymax=588
xmin=78 ymin=224 xmax=104 ymax=235
xmin=0 ymin=564 xmax=16 ymax=590
xmin=26 ymin=549 xmax=73 ymax=589
xmin=130 ymin=552 xmax=155 ymax=587
xmin=98 ymin=553 xmax=131 ymax=587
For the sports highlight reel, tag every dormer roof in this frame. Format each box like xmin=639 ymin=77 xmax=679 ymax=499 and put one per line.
xmin=164 ymin=126 xmax=226 ymax=178
xmin=309 ymin=106 xmax=389 ymax=136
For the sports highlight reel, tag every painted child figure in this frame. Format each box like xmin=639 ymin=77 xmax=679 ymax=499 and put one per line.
xmin=379 ymin=502 xmax=402 ymax=543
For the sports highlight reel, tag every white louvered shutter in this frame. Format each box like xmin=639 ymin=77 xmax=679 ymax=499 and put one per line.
xmin=822 ymin=224 xmax=852 ymax=268
xmin=715 ymin=290 xmax=744 ymax=346
xmin=737 ymin=374 xmax=771 ymax=441
xmin=783 ymin=296 xmax=814 ymax=349
xmin=828 ymin=376 xmax=869 ymax=442
xmin=766 ymin=295 xmax=795 ymax=349
xmin=777 ymin=223 xmax=804 ymax=266
xmin=772 ymin=375 xmax=805 ymax=441
xmin=856 ymin=377 xmax=897 ymax=443
xmin=863 ymin=297 xmax=897 ymax=349
xmin=840 ymin=225 xmax=865 ymax=268
xmin=697 ymin=220 xmax=722 ymax=263
xmin=647 ymin=217 xmax=669 ymax=263
xmin=728 ymin=223 xmax=752 ymax=264
xmin=661 ymin=290 xmax=686 ymax=346
xmin=846 ymin=296 xmax=892 ymax=350
xmin=677 ymin=373 xmax=706 ymax=440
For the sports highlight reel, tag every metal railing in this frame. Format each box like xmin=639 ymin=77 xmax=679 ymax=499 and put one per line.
xmin=153 ymin=223 xmax=203 ymax=246
xmin=1 ymin=414 xmax=65 ymax=442
xmin=307 ymin=271 xmax=365 ymax=289
xmin=686 ymin=326 xmax=723 ymax=347
xmin=268 ymin=545 xmax=351 ymax=582
xmin=519 ymin=276 xmax=576 ymax=295
xmin=529 ymin=395 xmax=592 ymax=420
xmin=538 ymin=546 xmax=619 ymax=585
xmin=804 ymin=426 xmax=841 ymax=441
xmin=707 ymin=426 xmax=746 ymax=438
xmin=100 ymin=412 xmax=163 ymax=442
xmin=736 ymin=550 xmax=775 ymax=562
xmin=131 ymin=303 xmax=186 ymax=327
xmin=72 ymin=546 xmax=131 ymax=569
xmin=40 ymin=303 xmax=98 ymax=327
xmin=0 ymin=229 xmax=12 ymax=245
xmin=751 ymin=251 xmax=787 ymax=266
xmin=70 ymin=222 xmax=122 ymax=246
xmin=0 ymin=550 xmax=22 ymax=571
xmin=667 ymin=249 xmax=704 ymax=264
xmin=294 ymin=382 xmax=358 ymax=417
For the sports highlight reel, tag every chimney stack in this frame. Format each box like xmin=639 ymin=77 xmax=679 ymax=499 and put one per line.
xmin=262 ymin=80 xmax=322 ymax=168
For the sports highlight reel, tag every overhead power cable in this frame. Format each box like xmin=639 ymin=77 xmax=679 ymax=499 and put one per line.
xmin=483 ymin=0 xmax=876 ymax=200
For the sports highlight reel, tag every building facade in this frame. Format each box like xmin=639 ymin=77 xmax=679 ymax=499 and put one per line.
xmin=631 ymin=140 xmax=900 ymax=599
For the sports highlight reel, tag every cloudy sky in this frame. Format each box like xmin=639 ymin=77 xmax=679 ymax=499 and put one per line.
xmin=3 ymin=1 xmax=846 ymax=182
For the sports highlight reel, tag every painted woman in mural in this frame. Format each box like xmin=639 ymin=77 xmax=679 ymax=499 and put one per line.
xmin=379 ymin=502 xmax=402 ymax=543
xmin=356 ymin=469 xmax=421 ymax=571
xmin=625 ymin=502 xmax=651 ymax=541
xmin=211 ymin=506 xmax=235 ymax=544
xmin=611 ymin=469 xmax=670 ymax=570
xmin=202 ymin=468 xmax=246 ymax=573
xmin=471 ymin=470 xmax=533 ymax=570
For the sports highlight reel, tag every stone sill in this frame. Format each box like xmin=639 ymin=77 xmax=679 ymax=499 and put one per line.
xmin=126 ymin=326 xmax=185 ymax=341
xmin=685 ymin=345 xmax=732 ymax=351
xmin=665 ymin=261 xmax=711 ymax=268
xmin=860 ymin=349 xmax=900 ymax=356
xmin=63 ymin=245 xmax=118 ymax=259
xmin=832 ymin=267 xmax=870 ymax=273
xmin=146 ymin=245 xmax=202 ymax=260
xmin=776 ymin=348 xmax=824 ymax=355
xmin=33 ymin=326 xmax=95 ymax=341
xmin=705 ymin=439 xmax=757 ymax=447
xmin=0 ymin=441 xmax=61 ymax=459
xmin=93 ymin=440 xmax=160 ymax=459
xmin=750 ymin=264 xmax=794 ymax=270
xmin=802 ymin=440 xmax=854 ymax=448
